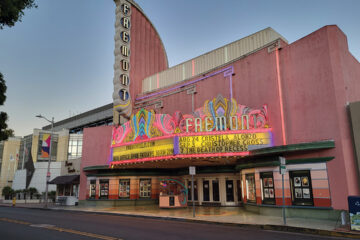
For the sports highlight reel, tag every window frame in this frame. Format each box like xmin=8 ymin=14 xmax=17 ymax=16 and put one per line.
xmin=119 ymin=179 xmax=130 ymax=199
xmin=139 ymin=179 xmax=151 ymax=198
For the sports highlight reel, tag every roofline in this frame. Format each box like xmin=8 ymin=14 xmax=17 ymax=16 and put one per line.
xmin=43 ymin=103 xmax=113 ymax=130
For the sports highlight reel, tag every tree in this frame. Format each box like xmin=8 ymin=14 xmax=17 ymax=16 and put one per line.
xmin=2 ymin=186 xmax=14 ymax=200
xmin=0 ymin=1 xmax=37 ymax=139
xmin=28 ymin=187 xmax=38 ymax=199
xmin=0 ymin=72 xmax=15 ymax=141
xmin=0 ymin=72 xmax=6 ymax=105
xmin=0 ymin=0 xmax=37 ymax=29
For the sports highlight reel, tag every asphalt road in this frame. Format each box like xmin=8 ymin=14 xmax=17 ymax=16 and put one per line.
xmin=0 ymin=206 xmax=350 ymax=240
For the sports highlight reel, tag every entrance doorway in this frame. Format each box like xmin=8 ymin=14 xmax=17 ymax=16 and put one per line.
xmin=226 ymin=180 xmax=234 ymax=202
xmin=203 ymin=180 xmax=210 ymax=201
xmin=212 ymin=180 xmax=220 ymax=202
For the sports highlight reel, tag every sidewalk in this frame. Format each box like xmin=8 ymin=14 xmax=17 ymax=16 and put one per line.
xmin=1 ymin=202 xmax=360 ymax=238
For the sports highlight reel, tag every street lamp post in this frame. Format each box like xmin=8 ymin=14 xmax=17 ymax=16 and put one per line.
xmin=36 ymin=114 xmax=54 ymax=209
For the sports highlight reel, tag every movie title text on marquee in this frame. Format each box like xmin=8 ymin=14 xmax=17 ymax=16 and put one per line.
xmin=113 ymin=138 xmax=174 ymax=161
xmin=179 ymin=132 xmax=272 ymax=155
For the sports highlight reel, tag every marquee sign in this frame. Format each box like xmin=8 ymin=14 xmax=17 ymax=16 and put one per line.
xmin=177 ymin=132 xmax=272 ymax=155
xmin=113 ymin=137 xmax=174 ymax=161
xmin=113 ymin=0 xmax=132 ymax=120
xmin=111 ymin=95 xmax=273 ymax=166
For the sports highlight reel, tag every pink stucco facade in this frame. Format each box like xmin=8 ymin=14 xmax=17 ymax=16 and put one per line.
xmin=79 ymin=126 xmax=112 ymax=201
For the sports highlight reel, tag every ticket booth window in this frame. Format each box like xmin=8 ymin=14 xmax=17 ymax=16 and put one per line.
xmin=246 ymin=174 xmax=256 ymax=202
xmin=99 ymin=179 xmax=109 ymax=199
xmin=119 ymin=179 xmax=130 ymax=198
xmin=289 ymin=170 xmax=314 ymax=206
xmin=260 ymin=172 xmax=275 ymax=205
xmin=89 ymin=180 xmax=96 ymax=199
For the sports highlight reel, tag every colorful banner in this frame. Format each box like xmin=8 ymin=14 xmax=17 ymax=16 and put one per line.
xmin=41 ymin=134 xmax=51 ymax=158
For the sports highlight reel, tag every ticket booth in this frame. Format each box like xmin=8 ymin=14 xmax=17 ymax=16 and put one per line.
xmin=159 ymin=179 xmax=187 ymax=208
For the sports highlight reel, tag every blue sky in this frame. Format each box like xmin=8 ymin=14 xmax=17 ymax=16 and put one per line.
xmin=0 ymin=0 xmax=359 ymax=136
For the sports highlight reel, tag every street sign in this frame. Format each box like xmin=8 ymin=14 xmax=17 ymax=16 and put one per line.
xmin=279 ymin=165 xmax=286 ymax=175
xmin=279 ymin=156 xmax=286 ymax=165
xmin=189 ymin=166 xmax=196 ymax=175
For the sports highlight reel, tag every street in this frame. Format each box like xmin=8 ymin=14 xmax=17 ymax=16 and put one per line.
xmin=0 ymin=206 xmax=351 ymax=240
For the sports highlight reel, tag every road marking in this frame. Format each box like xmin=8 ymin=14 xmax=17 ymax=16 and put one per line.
xmin=0 ymin=217 xmax=31 ymax=225
xmin=0 ymin=217 xmax=123 ymax=240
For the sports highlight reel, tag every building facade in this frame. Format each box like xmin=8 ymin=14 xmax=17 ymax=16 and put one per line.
xmin=0 ymin=137 xmax=21 ymax=198
xmin=78 ymin=0 xmax=360 ymax=220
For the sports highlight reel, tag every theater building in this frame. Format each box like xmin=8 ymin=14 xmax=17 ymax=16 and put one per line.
xmin=79 ymin=0 xmax=360 ymax=218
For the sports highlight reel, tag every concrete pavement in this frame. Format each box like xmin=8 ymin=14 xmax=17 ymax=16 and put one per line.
xmin=1 ymin=202 xmax=359 ymax=239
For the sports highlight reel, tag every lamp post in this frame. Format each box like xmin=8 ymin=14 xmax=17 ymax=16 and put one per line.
xmin=36 ymin=114 xmax=54 ymax=208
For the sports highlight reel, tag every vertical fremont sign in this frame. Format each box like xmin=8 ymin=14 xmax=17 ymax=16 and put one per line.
xmin=113 ymin=0 xmax=132 ymax=122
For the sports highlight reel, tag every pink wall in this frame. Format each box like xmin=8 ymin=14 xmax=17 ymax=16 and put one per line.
xmin=79 ymin=126 xmax=113 ymax=200
xmin=279 ymin=25 xmax=360 ymax=209
xmin=129 ymin=7 xmax=168 ymax=102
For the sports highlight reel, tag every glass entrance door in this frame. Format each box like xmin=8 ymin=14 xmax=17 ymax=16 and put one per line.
xmin=226 ymin=180 xmax=234 ymax=202
xmin=212 ymin=180 xmax=219 ymax=202
xmin=203 ymin=180 xmax=210 ymax=201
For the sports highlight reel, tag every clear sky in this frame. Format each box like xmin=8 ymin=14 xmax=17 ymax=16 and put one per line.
xmin=0 ymin=0 xmax=359 ymax=136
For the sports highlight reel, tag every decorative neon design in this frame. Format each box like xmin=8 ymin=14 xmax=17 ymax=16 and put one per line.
xmin=111 ymin=95 xmax=272 ymax=166
xmin=110 ymin=151 xmax=251 ymax=166
xmin=275 ymin=49 xmax=286 ymax=145
xmin=160 ymin=178 xmax=188 ymax=205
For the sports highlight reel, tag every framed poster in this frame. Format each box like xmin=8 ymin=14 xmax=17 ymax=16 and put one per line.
xmin=269 ymin=188 xmax=274 ymax=198
xmin=294 ymin=177 xmax=301 ymax=187
xmin=268 ymin=178 xmax=273 ymax=187
xmin=303 ymin=188 xmax=310 ymax=199
xmin=295 ymin=188 xmax=302 ymax=198
xmin=264 ymin=189 xmax=269 ymax=198
xmin=302 ymin=177 xmax=309 ymax=187
xmin=264 ymin=178 xmax=268 ymax=187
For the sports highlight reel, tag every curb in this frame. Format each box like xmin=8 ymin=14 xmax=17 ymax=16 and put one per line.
xmin=1 ymin=204 xmax=359 ymax=239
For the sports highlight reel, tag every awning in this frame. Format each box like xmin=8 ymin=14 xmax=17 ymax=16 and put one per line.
xmin=49 ymin=175 xmax=80 ymax=185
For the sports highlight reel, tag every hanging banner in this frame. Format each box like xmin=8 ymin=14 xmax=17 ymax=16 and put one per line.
xmin=41 ymin=134 xmax=51 ymax=158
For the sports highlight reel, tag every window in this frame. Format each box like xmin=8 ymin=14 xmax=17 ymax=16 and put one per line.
xmin=68 ymin=134 xmax=83 ymax=159
xmin=99 ymin=180 xmax=109 ymax=199
xmin=245 ymin=174 xmax=256 ymax=202
xmin=119 ymin=179 xmax=130 ymax=198
xmin=260 ymin=172 xmax=275 ymax=205
xmin=37 ymin=133 xmax=58 ymax=162
xmin=18 ymin=135 xmax=32 ymax=170
xmin=289 ymin=170 xmax=314 ymax=206
xmin=89 ymin=180 xmax=96 ymax=199
xmin=139 ymin=179 xmax=151 ymax=198
xmin=72 ymin=184 xmax=79 ymax=197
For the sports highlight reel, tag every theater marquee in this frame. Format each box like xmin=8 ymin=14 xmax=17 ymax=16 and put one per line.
xmin=110 ymin=95 xmax=273 ymax=166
